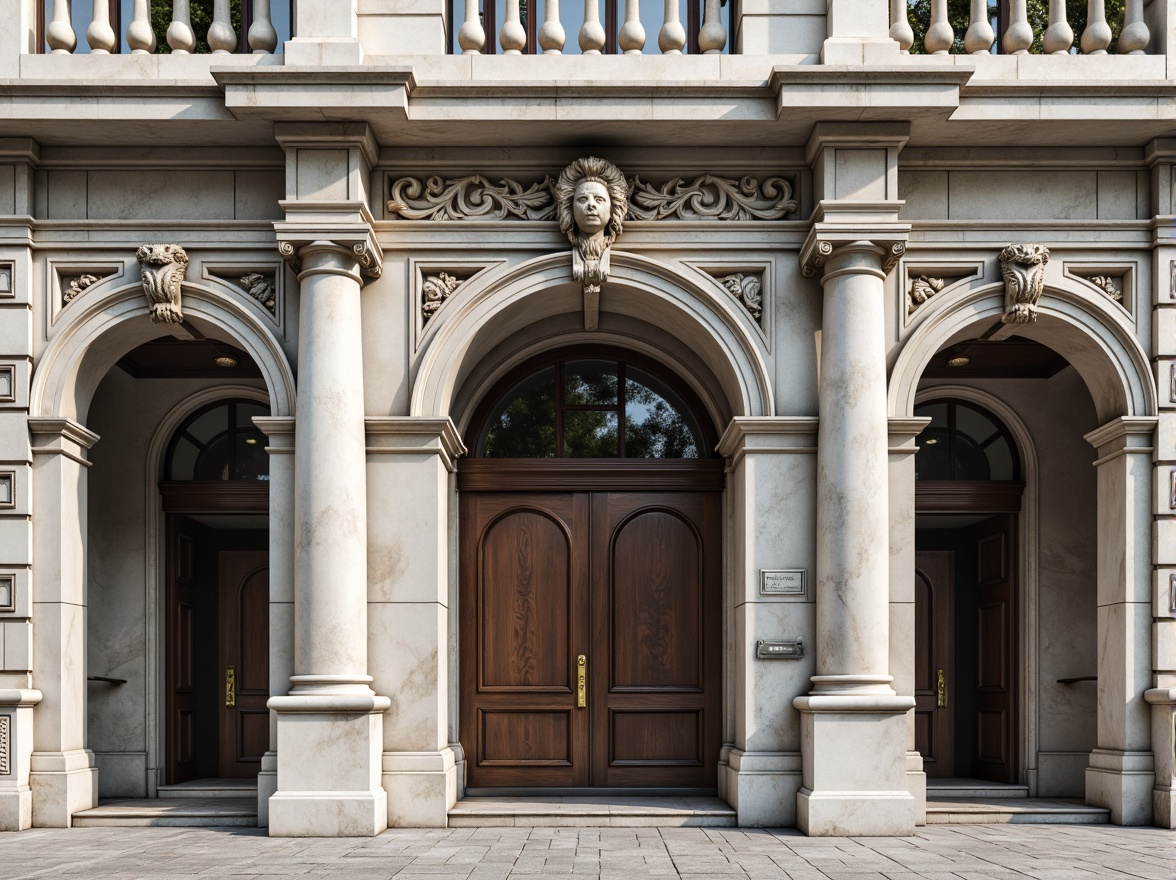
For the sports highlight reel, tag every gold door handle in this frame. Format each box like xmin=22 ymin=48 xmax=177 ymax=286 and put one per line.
xmin=936 ymin=668 xmax=947 ymax=709
xmin=225 ymin=665 xmax=236 ymax=707
xmin=576 ymin=655 xmax=586 ymax=708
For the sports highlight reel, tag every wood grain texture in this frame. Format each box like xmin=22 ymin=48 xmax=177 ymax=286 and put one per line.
xmin=973 ymin=514 xmax=1018 ymax=784
xmin=914 ymin=550 xmax=955 ymax=778
xmin=217 ymin=551 xmax=270 ymax=779
xmin=166 ymin=516 xmax=199 ymax=784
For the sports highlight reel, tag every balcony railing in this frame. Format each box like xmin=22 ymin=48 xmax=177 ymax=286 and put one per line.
xmin=453 ymin=0 xmax=729 ymax=54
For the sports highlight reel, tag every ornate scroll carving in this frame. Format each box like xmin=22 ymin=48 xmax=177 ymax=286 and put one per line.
xmin=422 ymin=273 xmax=463 ymax=323
xmin=0 ymin=714 xmax=8 ymax=775
xmin=801 ymin=241 xmax=835 ymax=278
xmin=137 ymin=244 xmax=189 ymax=325
xmin=720 ymin=273 xmax=763 ymax=322
xmin=237 ymin=273 xmax=277 ymax=314
xmin=907 ymin=275 xmax=945 ymax=314
xmin=1087 ymin=275 xmax=1123 ymax=302
xmin=628 ymin=175 xmax=797 ymax=221
xmin=387 ymin=170 xmax=798 ymax=222
xmin=63 ymin=273 xmax=100 ymax=305
xmin=999 ymin=244 xmax=1049 ymax=325
xmin=387 ymin=175 xmax=557 ymax=221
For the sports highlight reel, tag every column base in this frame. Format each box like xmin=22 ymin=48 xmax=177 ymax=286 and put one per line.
xmin=906 ymin=751 xmax=927 ymax=826
xmin=29 ymin=749 xmax=98 ymax=827
xmin=0 ymin=787 xmax=31 ymax=831
xmin=382 ymin=747 xmax=459 ymax=827
xmin=268 ymin=693 xmax=390 ymax=837
xmin=1085 ymin=749 xmax=1155 ymax=826
xmin=257 ymin=752 xmax=277 ymax=828
xmin=726 ymin=749 xmax=802 ymax=827
xmin=793 ymin=694 xmax=916 ymax=836
xmin=1146 ymin=687 xmax=1176 ymax=829
xmin=0 ymin=689 xmax=42 ymax=830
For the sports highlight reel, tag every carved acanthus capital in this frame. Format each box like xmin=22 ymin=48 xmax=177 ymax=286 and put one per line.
xmin=999 ymin=243 xmax=1049 ymax=325
xmin=137 ymin=244 xmax=189 ymax=324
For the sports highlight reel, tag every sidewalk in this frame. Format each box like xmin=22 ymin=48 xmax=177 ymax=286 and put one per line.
xmin=0 ymin=824 xmax=1173 ymax=879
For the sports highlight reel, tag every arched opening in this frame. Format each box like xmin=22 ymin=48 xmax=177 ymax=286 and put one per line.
xmin=456 ymin=346 xmax=724 ymax=792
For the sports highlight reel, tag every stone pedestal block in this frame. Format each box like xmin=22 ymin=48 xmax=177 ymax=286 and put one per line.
xmin=1144 ymin=688 xmax=1176 ymax=828
xmin=0 ymin=689 xmax=40 ymax=831
xmin=29 ymin=748 xmax=97 ymax=828
xmin=726 ymin=749 xmax=802 ymax=827
xmin=382 ymin=748 xmax=459 ymax=827
xmin=1085 ymin=748 xmax=1155 ymax=825
xmin=794 ymin=697 xmax=916 ymax=836
xmin=268 ymin=694 xmax=390 ymax=837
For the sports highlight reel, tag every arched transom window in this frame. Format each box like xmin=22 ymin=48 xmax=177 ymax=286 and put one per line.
xmin=475 ymin=355 xmax=708 ymax=459
xmin=165 ymin=399 xmax=270 ymax=481
xmin=914 ymin=399 xmax=1019 ymax=482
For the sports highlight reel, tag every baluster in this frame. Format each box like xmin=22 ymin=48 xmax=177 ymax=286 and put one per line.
xmin=619 ymin=0 xmax=645 ymax=53
xmin=925 ymin=0 xmax=954 ymax=54
xmin=1080 ymin=0 xmax=1112 ymax=53
xmin=1118 ymin=0 xmax=1150 ymax=54
xmin=458 ymin=0 xmax=487 ymax=52
xmin=500 ymin=0 xmax=527 ymax=52
xmin=658 ymin=0 xmax=685 ymax=53
xmin=87 ymin=0 xmax=117 ymax=53
xmin=580 ymin=0 xmax=606 ymax=53
xmin=249 ymin=0 xmax=279 ymax=53
xmin=168 ymin=0 xmax=197 ymax=52
xmin=539 ymin=0 xmax=567 ymax=52
xmin=127 ymin=0 xmax=156 ymax=52
xmin=1003 ymin=0 xmax=1033 ymax=53
xmin=1042 ymin=0 xmax=1073 ymax=53
xmin=697 ymin=0 xmax=725 ymax=53
xmin=963 ymin=0 xmax=994 ymax=52
xmin=889 ymin=0 xmax=913 ymax=53
xmin=208 ymin=0 xmax=238 ymax=53
xmin=46 ymin=0 xmax=76 ymax=53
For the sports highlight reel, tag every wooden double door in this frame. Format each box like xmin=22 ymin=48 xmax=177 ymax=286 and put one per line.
xmin=914 ymin=513 xmax=1018 ymax=783
xmin=460 ymin=483 xmax=721 ymax=789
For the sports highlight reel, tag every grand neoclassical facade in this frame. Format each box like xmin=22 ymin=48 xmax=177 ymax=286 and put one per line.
xmin=0 ymin=0 xmax=1173 ymax=839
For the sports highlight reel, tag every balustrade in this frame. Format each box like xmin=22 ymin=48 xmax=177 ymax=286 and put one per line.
xmin=456 ymin=0 xmax=726 ymax=54
xmin=42 ymin=0 xmax=288 ymax=54
xmin=897 ymin=0 xmax=1152 ymax=54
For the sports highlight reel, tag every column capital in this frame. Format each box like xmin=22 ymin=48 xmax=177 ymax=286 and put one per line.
xmin=800 ymin=205 xmax=910 ymax=278
xmin=275 ymin=204 xmax=382 ymax=281
xmin=364 ymin=417 xmax=467 ymax=472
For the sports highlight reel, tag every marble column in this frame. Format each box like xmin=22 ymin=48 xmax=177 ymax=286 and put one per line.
xmin=1084 ymin=417 xmax=1157 ymax=825
xmin=793 ymin=235 xmax=915 ymax=836
xmin=267 ymin=237 xmax=390 ymax=837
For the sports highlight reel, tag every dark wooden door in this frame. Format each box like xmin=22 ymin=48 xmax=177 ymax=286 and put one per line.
xmin=914 ymin=551 xmax=955 ymax=778
xmin=973 ymin=514 xmax=1017 ymax=784
xmin=217 ymin=551 xmax=270 ymax=778
xmin=461 ymin=488 xmax=721 ymax=789
xmin=166 ymin=515 xmax=200 ymax=784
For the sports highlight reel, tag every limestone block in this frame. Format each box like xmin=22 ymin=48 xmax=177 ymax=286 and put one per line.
xmin=1086 ymin=748 xmax=1155 ymax=825
xmin=1155 ymin=619 xmax=1176 ymax=674
xmin=358 ymin=15 xmax=447 ymax=56
xmin=898 ymin=171 xmax=949 ymax=221
xmin=949 ymin=171 xmax=1097 ymax=221
xmin=1155 ymin=568 xmax=1176 ymax=618
xmin=726 ymin=749 xmax=802 ymax=827
xmin=31 ymin=602 xmax=88 ymax=749
xmin=368 ymin=602 xmax=446 ymax=752
xmin=0 ymin=520 xmax=31 ymax=570
xmin=1152 ymin=307 xmax=1176 ymax=358
xmin=1 ymin=621 xmax=30 ymax=671
xmin=295 ymin=0 xmax=358 ymax=40
xmin=1096 ymin=602 xmax=1154 ymax=752
xmin=1036 ymin=752 xmax=1092 ymax=797
xmin=234 ymin=171 xmax=285 ymax=221
xmin=29 ymin=748 xmax=98 ymax=827
xmin=92 ymin=752 xmax=146 ymax=798
xmin=1096 ymin=171 xmax=1146 ymax=220
xmin=889 ymin=602 xmax=914 ymax=699
xmin=382 ymin=749 xmax=457 ymax=827
xmin=0 ymin=166 xmax=15 ymax=216
xmin=1157 ymin=519 xmax=1176 ymax=566
xmin=0 ymin=689 xmax=41 ymax=832
xmin=44 ymin=172 xmax=87 ymax=221
xmin=734 ymin=602 xmax=814 ymax=753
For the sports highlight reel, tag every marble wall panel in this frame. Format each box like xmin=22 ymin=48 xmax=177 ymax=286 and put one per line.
xmin=43 ymin=171 xmax=87 ymax=220
xmin=87 ymin=171 xmax=235 ymax=221
xmin=734 ymin=601 xmax=814 ymax=753
xmin=898 ymin=171 xmax=948 ymax=220
xmin=233 ymin=171 xmax=285 ymax=221
xmin=948 ymin=171 xmax=1098 ymax=220
xmin=0 ymin=166 xmax=15 ymax=216
xmin=368 ymin=601 xmax=446 ymax=753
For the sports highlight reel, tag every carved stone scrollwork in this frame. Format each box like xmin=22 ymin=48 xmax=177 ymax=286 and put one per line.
xmin=720 ymin=273 xmax=763 ymax=322
xmin=883 ymin=242 xmax=906 ymax=275
xmin=999 ymin=243 xmax=1049 ymax=325
xmin=62 ymin=273 xmax=100 ymax=304
xmin=907 ymin=275 xmax=945 ymax=314
xmin=353 ymin=242 xmax=382 ymax=278
xmin=237 ymin=273 xmax=277 ymax=315
xmin=137 ymin=244 xmax=189 ymax=325
xmin=388 ymin=175 xmax=557 ymax=221
xmin=421 ymin=273 xmax=464 ymax=323
xmin=801 ymin=241 xmax=835 ymax=278
xmin=628 ymin=175 xmax=798 ymax=221
xmin=1087 ymin=275 xmax=1123 ymax=302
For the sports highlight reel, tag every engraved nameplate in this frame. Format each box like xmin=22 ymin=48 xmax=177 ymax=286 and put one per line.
xmin=760 ymin=569 xmax=805 ymax=597
xmin=756 ymin=639 xmax=804 ymax=660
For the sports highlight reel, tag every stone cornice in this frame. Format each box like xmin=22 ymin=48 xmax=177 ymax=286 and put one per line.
xmin=215 ymin=66 xmax=414 ymax=122
xmin=1084 ymin=416 xmax=1158 ymax=453
xmin=364 ymin=417 xmax=467 ymax=472
xmin=716 ymin=417 xmax=819 ymax=460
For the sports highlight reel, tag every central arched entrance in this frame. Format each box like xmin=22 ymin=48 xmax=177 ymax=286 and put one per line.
xmin=457 ymin=346 xmax=724 ymax=791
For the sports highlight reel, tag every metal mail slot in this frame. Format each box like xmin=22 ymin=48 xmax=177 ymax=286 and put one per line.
xmin=756 ymin=638 xmax=804 ymax=660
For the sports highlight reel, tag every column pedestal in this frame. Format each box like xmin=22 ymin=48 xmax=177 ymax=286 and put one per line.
xmin=1145 ymin=688 xmax=1176 ymax=828
xmin=0 ymin=689 xmax=41 ymax=831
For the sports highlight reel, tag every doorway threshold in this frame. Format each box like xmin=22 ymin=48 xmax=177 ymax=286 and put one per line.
xmin=926 ymin=778 xmax=1028 ymax=799
xmin=448 ymin=794 xmax=735 ymax=827
xmin=158 ymin=777 xmax=258 ymax=799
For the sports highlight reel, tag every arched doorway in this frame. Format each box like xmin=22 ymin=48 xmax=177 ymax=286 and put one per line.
xmin=457 ymin=347 xmax=724 ymax=791
xmin=913 ymin=398 xmax=1024 ymax=784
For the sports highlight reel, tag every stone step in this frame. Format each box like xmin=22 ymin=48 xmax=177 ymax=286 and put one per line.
xmin=926 ymin=779 xmax=1029 ymax=799
xmin=926 ymin=797 xmax=1110 ymax=825
xmin=448 ymin=796 xmax=737 ymax=827
xmin=72 ymin=797 xmax=258 ymax=828
xmin=157 ymin=778 xmax=258 ymax=799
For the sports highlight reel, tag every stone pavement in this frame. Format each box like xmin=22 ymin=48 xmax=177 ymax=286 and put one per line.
xmin=0 ymin=824 xmax=1173 ymax=880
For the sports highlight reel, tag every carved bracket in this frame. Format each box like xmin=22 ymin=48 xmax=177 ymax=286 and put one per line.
xmin=999 ymin=243 xmax=1049 ymax=325
xmin=137 ymin=244 xmax=189 ymax=325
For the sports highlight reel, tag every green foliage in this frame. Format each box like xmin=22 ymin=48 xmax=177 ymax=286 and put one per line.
xmin=906 ymin=0 xmax=1125 ymax=54
xmin=150 ymin=0 xmax=242 ymax=54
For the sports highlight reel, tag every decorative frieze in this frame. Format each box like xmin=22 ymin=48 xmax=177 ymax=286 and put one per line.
xmin=137 ymin=244 xmax=189 ymax=325
xmin=999 ymin=243 xmax=1049 ymax=325
xmin=907 ymin=276 xmax=945 ymax=314
xmin=387 ymin=169 xmax=798 ymax=222
xmin=421 ymin=273 xmax=464 ymax=323
xmin=719 ymin=273 xmax=763 ymax=322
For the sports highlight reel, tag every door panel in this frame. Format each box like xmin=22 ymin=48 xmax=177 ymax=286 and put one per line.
xmin=166 ymin=516 xmax=200 ymax=784
xmin=218 ymin=551 xmax=270 ymax=779
xmin=914 ymin=551 xmax=955 ymax=778
xmin=973 ymin=515 xmax=1017 ymax=784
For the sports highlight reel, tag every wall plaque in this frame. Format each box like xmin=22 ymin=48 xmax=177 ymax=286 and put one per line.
xmin=761 ymin=569 xmax=805 ymax=597
xmin=0 ymin=575 xmax=12 ymax=612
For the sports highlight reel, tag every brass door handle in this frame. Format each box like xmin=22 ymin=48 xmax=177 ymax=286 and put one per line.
xmin=936 ymin=668 xmax=947 ymax=709
xmin=576 ymin=655 xmax=586 ymax=708
xmin=225 ymin=664 xmax=236 ymax=707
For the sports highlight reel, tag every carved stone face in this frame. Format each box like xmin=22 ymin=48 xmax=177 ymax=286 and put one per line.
xmin=572 ymin=180 xmax=610 ymax=236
